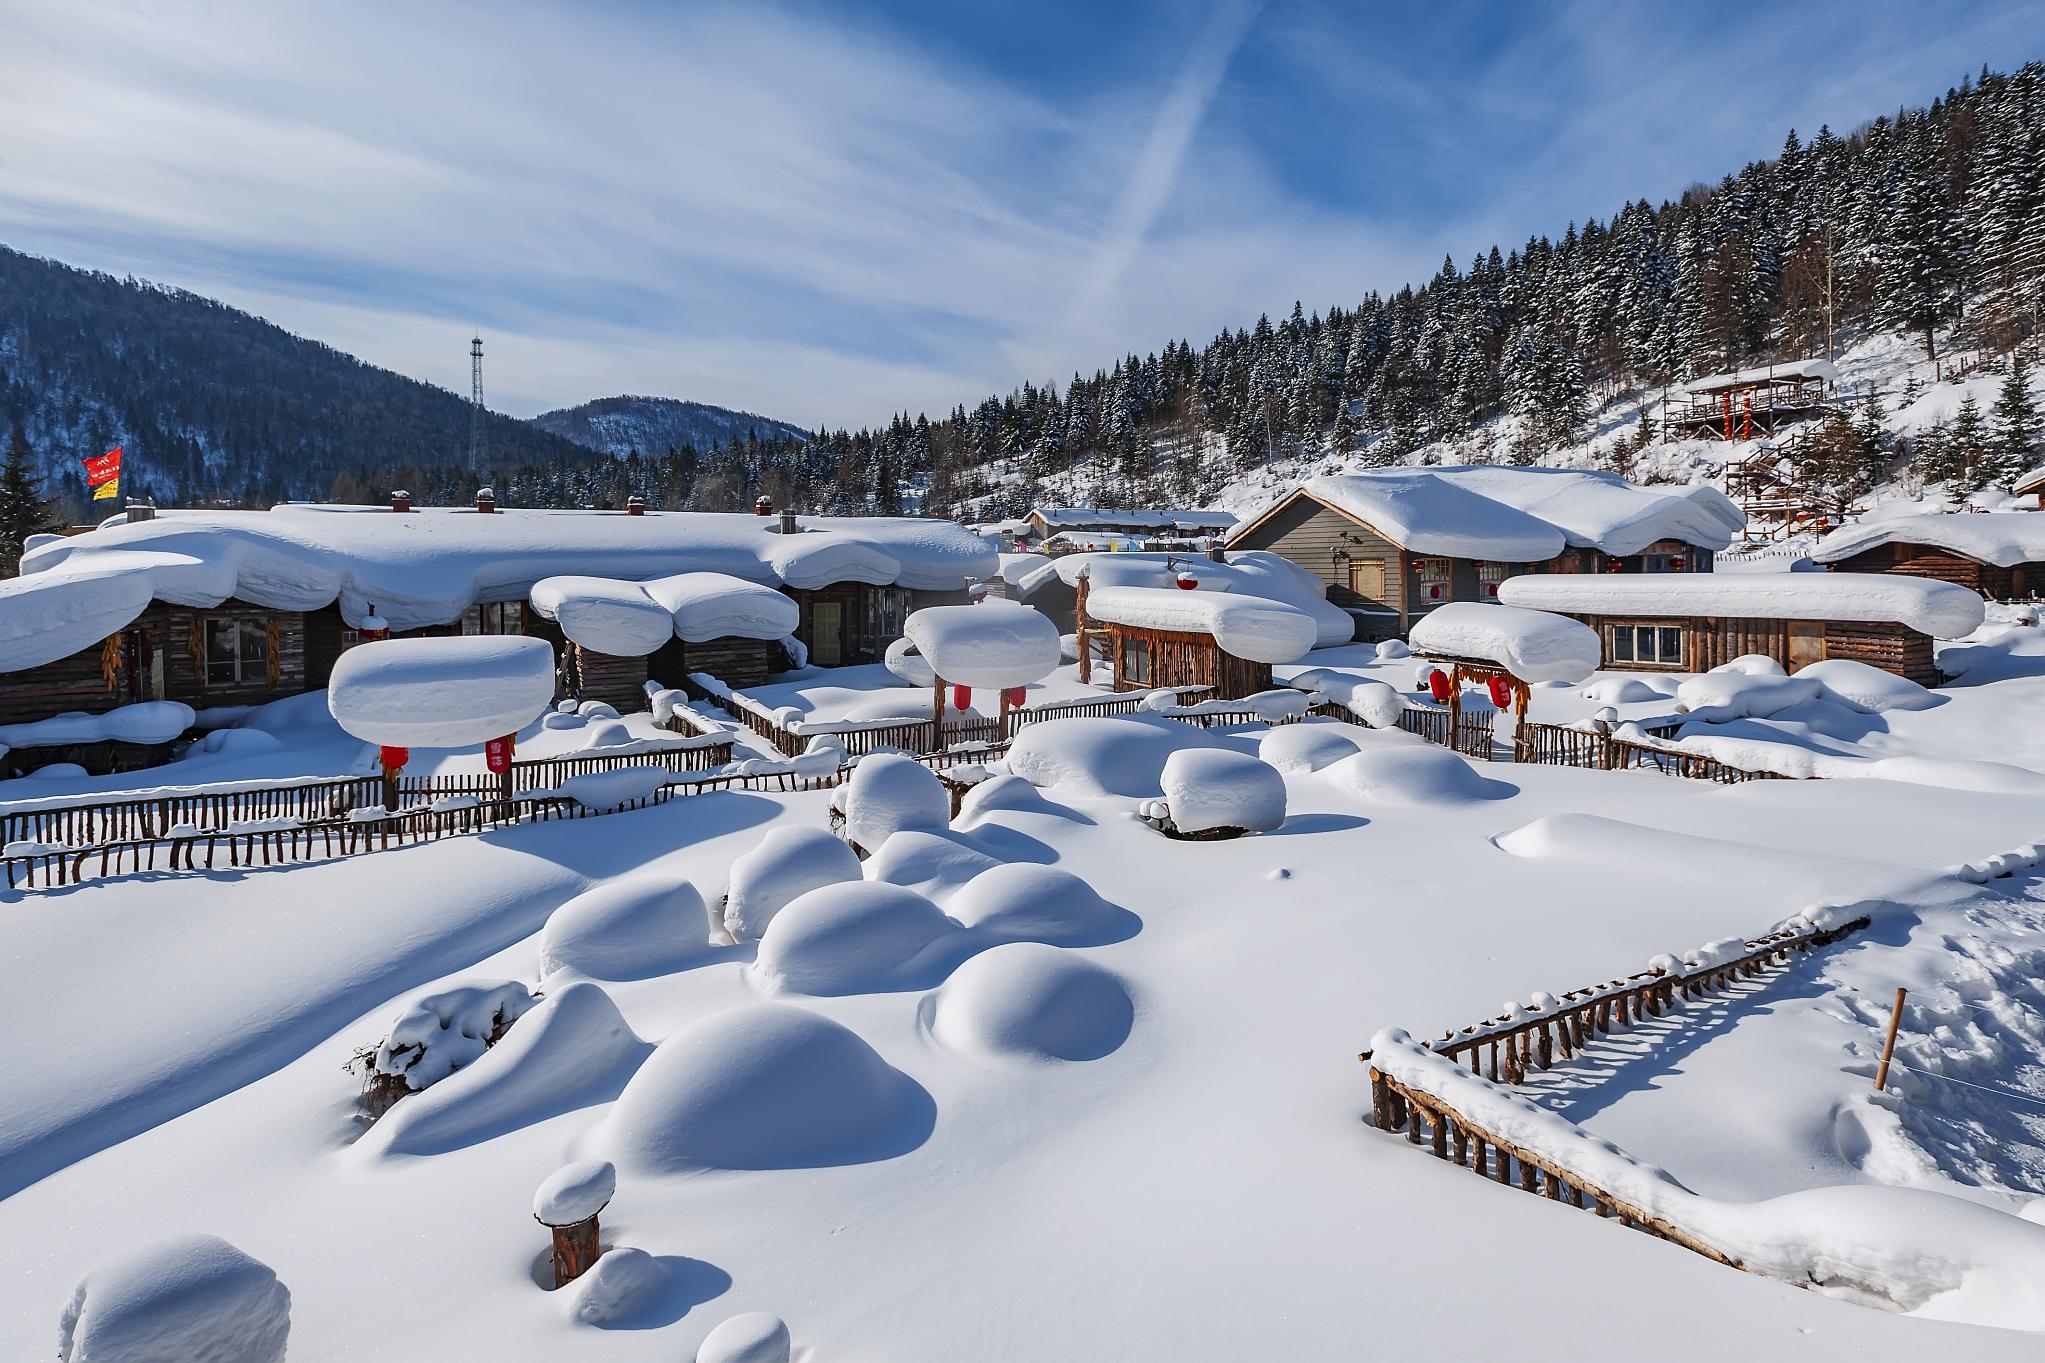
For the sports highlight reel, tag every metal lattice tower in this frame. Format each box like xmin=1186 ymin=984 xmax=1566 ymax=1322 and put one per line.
xmin=468 ymin=333 xmax=487 ymax=474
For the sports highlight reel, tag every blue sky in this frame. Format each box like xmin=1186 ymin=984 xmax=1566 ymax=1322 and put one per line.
xmin=1 ymin=1 xmax=2039 ymax=428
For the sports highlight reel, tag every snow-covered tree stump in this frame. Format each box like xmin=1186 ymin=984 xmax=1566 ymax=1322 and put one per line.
xmin=533 ymin=1161 xmax=615 ymax=1288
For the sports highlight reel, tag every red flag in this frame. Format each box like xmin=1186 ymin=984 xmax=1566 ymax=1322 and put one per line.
xmin=83 ymin=447 xmax=123 ymax=486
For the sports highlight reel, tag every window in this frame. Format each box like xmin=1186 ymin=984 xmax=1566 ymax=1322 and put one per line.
xmin=865 ymin=587 xmax=911 ymax=644
xmin=1475 ymin=561 xmax=1515 ymax=599
xmin=461 ymin=602 xmax=526 ymax=635
xmin=1119 ymin=637 xmax=1152 ymax=685
xmin=1347 ymin=559 xmax=1386 ymax=603
xmin=1609 ymin=623 xmax=1684 ymax=667
xmin=1414 ymin=557 xmax=1452 ymax=605
xmin=204 ymin=618 xmax=270 ymax=687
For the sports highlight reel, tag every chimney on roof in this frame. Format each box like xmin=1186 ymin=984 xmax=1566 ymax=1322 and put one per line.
xmin=778 ymin=508 xmax=797 ymax=536
xmin=626 ymin=494 xmax=645 ymax=517
xmin=475 ymin=487 xmax=497 ymax=514
xmin=1206 ymin=542 xmax=1226 ymax=563
xmin=391 ymin=490 xmax=413 ymax=513
xmin=754 ymin=495 xmax=774 ymax=517
xmin=125 ymin=500 xmax=155 ymax=523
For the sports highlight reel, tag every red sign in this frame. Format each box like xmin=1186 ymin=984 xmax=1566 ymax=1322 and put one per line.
xmin=485 ymin=734 xmax=515 ymax=774
xmin=82 ymin=447 xmax=123 ymax=485
xmin=379 ymin=745 xmax=410 ymax=772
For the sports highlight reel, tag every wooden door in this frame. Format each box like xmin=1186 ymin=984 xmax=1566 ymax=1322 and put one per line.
xmin=1788 ymin=621 xmax=1824 ymax=671
xmin=812 ymin=601 xmax=843 ymax=666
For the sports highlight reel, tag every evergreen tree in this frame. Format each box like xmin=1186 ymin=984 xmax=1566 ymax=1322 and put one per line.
xmin=1948 ymin=392 xmax=1993 ymax=488
xmin=1988 ymin=351 xmax=2040 ymax=487
xmin=0 ymin=433 xmax=58 ymax=577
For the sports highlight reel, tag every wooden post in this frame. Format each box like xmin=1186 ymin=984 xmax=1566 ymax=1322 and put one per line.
xmin=546 ymin=1216 xmax=600 ymax=1289
xmin=1874 ymin=987 xmax=1907 ymax=1091
xmin=932 ymin=675 xmax=945 ymax=754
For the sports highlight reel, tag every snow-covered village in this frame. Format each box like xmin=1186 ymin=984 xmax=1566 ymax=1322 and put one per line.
xmin=10 ymin=5 xmax=2045 ymax=1361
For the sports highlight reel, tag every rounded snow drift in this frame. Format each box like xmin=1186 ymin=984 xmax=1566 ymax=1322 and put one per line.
xmin=698 ymin=1311 xmax=792 ymax=1363
xmin=1005 ymin=715 xmax=1226 ymax=798
xmin=594 ymin=1003 xmax=931 ymax=1172
xmin=948 ymin=863 xmax=1136 ymax=945
xmin=926 ymin=943 xmax=1134 ymax=1063
xmin=751 ymin=881 xmax=961 ymax=995
xmin=842 ymin=753 xmax=951 ymax=852
xmin=1579 ymin=677 xmax=1670 ymax=705
xmin=59 ymin=1233 xmax=291 ymax=1363
xmin=723 ymin=825 xmax=863 ymax=942
xmin=1259 ymin=722 xmax=1363 ymax=774
xmin=566 ymin=1246 xmax=665 ymax=1326
xmin=1794 ymin=658 xmax=1939 ymax=714
xmin=327 ymin=635 xmax=555 ymax=750
xmin=1159 ymin=748 xmax=1286 ymax=834
xmin=534 ymin=1159 xmax=616 ymax=1226
xmin=1325 ymin=745 xmax=1515 ymax=804
xmin=538 ymin=875 xmax=717 ymax=980
xmin=882 ymin=636 xmax=937 ymax=689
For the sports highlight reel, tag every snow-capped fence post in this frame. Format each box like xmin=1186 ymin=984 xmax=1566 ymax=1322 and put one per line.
xmin=533 ymin=1161 xmax=615 ymax=1289
xmin=1874 ymin=987 xmax=1907 ymax=1091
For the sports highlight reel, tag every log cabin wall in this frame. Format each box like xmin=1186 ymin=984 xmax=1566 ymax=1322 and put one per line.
xmin=1557 ymin=610 xmax=1937 ymax=681
xmin=649 ymin=636 xmax=783 ymax=690
xmin=1821 ymin=620 xmax=1940 ymax=685
xmin=1829 ymin=542 xmax=2019 ymax=600
xmin=570 ymin=646 xmax=651 ymax=712
xmin=1102 ymin=624 xmax=1272 ymax=699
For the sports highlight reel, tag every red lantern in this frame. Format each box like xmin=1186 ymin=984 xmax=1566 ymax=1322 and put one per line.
xmin=379 ymin=745 xmax=409 ymax=773
xmin=1487 ymin=675 xmax=1512 ymax=708
xmin=1426 ymin=669 xmax=1452 ymax=703
xmin=951 ymin=683 xmax=972 ymax=712
xmin=1175 ymin=573 xmax=1198 ymax=591
xmin=1003 ymin=685 xmax=1027 ymax=708
xmin=1670 ymin=556 xmax=1686 ymax=572
xmin=485 ymin=734 xmax=514 ymax=774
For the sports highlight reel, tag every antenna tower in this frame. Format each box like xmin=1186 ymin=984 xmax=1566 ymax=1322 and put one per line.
xmin=468 ymin=332 xmax=487 ymax=474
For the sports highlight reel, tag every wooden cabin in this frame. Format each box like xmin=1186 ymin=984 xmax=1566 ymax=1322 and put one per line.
xmin=1072 ymin=576 xmax=1315 ymax=700
xmin=1812 ymin=513 xmax=2044 ymax=602
xmin=1664 ymin=359 xmax=1838 ymax=441
xmin=1022 ymin=506 xmax=1237 ymax=553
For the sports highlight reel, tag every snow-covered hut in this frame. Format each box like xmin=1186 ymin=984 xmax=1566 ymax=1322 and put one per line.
xmin=1665 ymin=358 xmax=1838 ymax=440
xmin=1495 ymin=571 xmax=1986 ymax=683
xmin=1020 ymin=506 xmax=1237 ymax=552
xmin=1074 ymin=572 xmax=1318 ymax=699
xmin=1013 ymin=548 xmax=1352 ymax=646
xmin=0 ymin=499 xmax=996 ymax=736
xmin=1810 ymin=511 xmax=2045 ymax=601
xmin=1227 ymin=467 xmax=1745 ymax=639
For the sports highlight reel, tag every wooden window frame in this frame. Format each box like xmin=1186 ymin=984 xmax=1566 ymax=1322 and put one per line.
xmin=202 ymin=617 xmax=270 ymax=688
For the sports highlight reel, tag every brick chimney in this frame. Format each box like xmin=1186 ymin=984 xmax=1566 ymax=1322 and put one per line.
xmin=754 ymin=495 xmax=774 ymax=517
xmin=626 ymin=495 xmax=645 ymax=516
xmin=778 ymin=507 xmax=798 ymax=536
xmin=391 ymin=489 xmax=413 ymax=513
xmin=475 ymin=487 xmax=497 ymax=514
xmin=125 ymin=500 xmax=156 ymax=523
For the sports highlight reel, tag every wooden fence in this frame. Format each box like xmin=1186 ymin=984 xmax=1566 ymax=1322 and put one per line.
xmin=1513 ymin=721 xmax=1787 ymax=785
xmin=1396 ymin=704 xmax=1496 ymax=758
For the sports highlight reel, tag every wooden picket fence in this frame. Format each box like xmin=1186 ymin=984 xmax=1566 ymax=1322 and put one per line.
xmin=1513 ymin=720 xmax=1788 ymax=785
xmin=1396 ymin=703 xmax=1496 ymax=758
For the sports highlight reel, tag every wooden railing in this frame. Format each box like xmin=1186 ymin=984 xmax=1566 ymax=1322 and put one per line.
xmin=1513 ymin=721 xmax=1786 ymax=785
xmin=1397 ymin=704 xmax=1495 ymax=758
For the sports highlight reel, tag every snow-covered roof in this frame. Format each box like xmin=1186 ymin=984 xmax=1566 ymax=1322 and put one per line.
xmin=327 ymin=636 xmax=557 ymax=749
xmin=1408 ymin=602 xmax=1601 ymax=684
xmin=1811 ymin=511 xmax=2045 ymax=568
xmin=1027 ymin=507 xmax=1237 ymax=533
xmin=1021 ymin=551 xmax=1353 ymax=648
xmin=1244 ymin=467 xmax=1744 ymax=560
xmin=901 ymin=602 xmax=1061 ymax=689
xmin=1083 ymin=585 xmax=1317 ymax=664
xmin=2015 ymin=466 xmax=2045 ymax=496
xmin=530 ymin=571 xmax=800 ymax=656
xmin=1680 ymin=358 xmax=1839 ymax=394
xmin=1495 ymin=572 xmax=1986 ymax=639
xmin=0 ymin=504 xmax=996 ymax=675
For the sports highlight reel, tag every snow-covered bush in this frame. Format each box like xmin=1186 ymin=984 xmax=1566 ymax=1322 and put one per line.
xmin=566 ymin=1246 xmax=665 ymax=1326
xmin=751 ymin=881 xmax=963 ymax=995
xmin=723 ymin=826 xmax=863 ymax=942
xmin=698 ymin=1312 xmax=793 ymax=1363
xmin=1005 ymin=715 xmax=1226 ymax=797
xmin=1259 ymin=722 xmax=1363 ymax=774
xmin=1325 ymin=744 xmax=1514 ymax=805
xmin=946 ymin=863 xmax=1134 ymax=945
xmin=926 ymin=942 xmax=1135 ymax=1063
xmin=840 ymin=753 xmax=949 ymax=852
xmin=1152 ymin=749 xmax=1286 ymax=836
xmin=369 ymin=980 xmax=535 ymax=1094
xmin=1792 ymin=658 xmax=1940 ymax=713
xmin=59 ymin=1233 xmax=291 ymax=1363
xmin=538 ymin=875 xmax=717 ymax=979
xmin=1674 ymin=671 xmax=1823 ymax=718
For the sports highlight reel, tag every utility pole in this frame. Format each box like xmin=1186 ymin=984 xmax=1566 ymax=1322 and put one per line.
xmin=468 ymin=333 xmax=488 ymax=477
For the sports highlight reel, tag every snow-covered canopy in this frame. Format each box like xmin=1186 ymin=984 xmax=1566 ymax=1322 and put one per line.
xmin=1408 ymin=601 xmax=1601 ymax=683
xmin=1243 ymin=467 xmax=1745 ymax=561
xmin=1020 ymin=550 xmax=1353 ymax=647
xmin=902 ymin=603 xmax=1061 ymax=689
xmin=1084 ymin=585 xmax=1317 ymax=663
xmin=529 ymin=571 xmax=799 ymax=656
xmin=0 ymin=504 xmax=995 ymax=674
xmin=1680 ymin=358 xmax=1839 ymax=394
xmin=1497 ymin=572 xmax=1987 ymax=639
xmin=1811 ymin=512 xmax=2045 ymax=569
xmin=1027 ymin=507 xmax=1237 ymax=534
xmin=327 ymin=636 xmax=557 ymax=749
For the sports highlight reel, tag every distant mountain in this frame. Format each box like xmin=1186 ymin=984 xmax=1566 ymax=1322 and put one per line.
xmin=0 ymin=245 xmax=595 ymax=511
xmin=530 ymin=395 xmax=808 ymax=459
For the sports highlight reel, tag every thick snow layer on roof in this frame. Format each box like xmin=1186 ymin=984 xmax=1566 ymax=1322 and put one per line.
xmin=0 ymin=504 xmax=993 ymax=674
xmin=327 ymin=636 xmax=557 ymax=748
xmin=1497 ymin=572 xmax=1987 ymax=639
xmin=1811 ymin=511 xmax=2045 ymax=568
xmin=1408 ymin=601 xmax=1601 ymax=683
xmin=1680 ymin=357 xmax=1839 ymax=393
xmin=1267 ymin=467 xmax=1743 ymax=559
xmin=530 ymin=570 xmax=799 ymax=655
xmin=1084 ymin=585 xmax=1318 ymax=663
xmin=902 ymin=603 xmax=1060 ymax=689
xmin=1025 ymin=550 xmax=1353 ymax=647
xmin=1028 ymin=506 xmax=1237 ymax=531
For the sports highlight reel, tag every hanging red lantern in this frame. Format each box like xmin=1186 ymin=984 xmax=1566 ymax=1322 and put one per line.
xmin=1175 ymin=572 xmax=1198 ymax=591
xmin=1670 ymin=556 xmax=1686 ymax=571
xmin=1003 ymin=685 xmax=1027 ymax=708
xmin=1487 ymin=675 xmax=1512 ymax=708
xmin=951 ymin=683 xmax=972 ymax=712
xmin=484 ymin=734 xmax=515 ymax=774
xmin=1426 ymin=669 xmax=1452 ymax=703
xmin=379 ymin=745 xmax=409 ymax=774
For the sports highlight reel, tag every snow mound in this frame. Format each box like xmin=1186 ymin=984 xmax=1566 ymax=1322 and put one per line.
xmin=862 ymin=830 xmax=1002 ymax=905
xmin=364 ymin=983 xmax=650 ymax=1157
xmin=1158 ymin=749 xmax=1286 ymax=833
xmin=534 ymin=1159 xmax=616 ymax=1225
xmin=59 ymin=1233 xmax=290 ymax=1363
xmin=374 ymin=980 xmax=536 ymax=1091
xmin=593 ymin=1002 xmax=930 ymax=1171
xmin=555 ymin=765 xmax=669 ymax=812
xmin=1374 ymin=638 xmax=1411 ymax=659
xmin=724 ymin=826 xmax=863 ymax=942
xmin=1005 ymin=715 xmax=1227 ymax=798
xmin=842 ymin=754 xmax=950 ymax=852
xmin=1259 ymin=722 xmax=1363 ymax=774
xmin=947 ymin=863 xmax=1136 ymax=945
xmin=566 ymin=1247 xmax=666 ymax=1327
xmin=1711 ymin=653 xmax=1787 ymax=677
xmin=902 ymin=601 xmax=1061 ymax=688
xmin=539 ymin=876 xmax=717 ymax=980
xmin=882 ymin=635 xmax=937 ymax=688
xmin=1675 ymin=672 xmax=1824 ymax=719
xmin=327 ymin=636 xmax=555 ymax=749
xmin=1579 ymin=677 xmax=1671 ymax=705
xmin=1083 ymin=585 xmax=1317 ymax=664
xmin=1409 ymin=602 xmax=1600 ymax=684
xmin=1793 ymin=658 xmax=1941 ymax=713
xmin=926 ymin=943 xmax=1135 ymax=1063
xmin=0 ymin=700 xmax=194 ymax=750
xmin=1813 ymin=509 xmax=2045 ymax=568
xmin=955 ymin=773 xmax=1057 ymax=821
xmin=698 ymin=1312 xmax=793 ymax=1363
xmin=1288 ymin=669 xmax=1405 ymax=727
xmin=1325 ymin=745 xmax=1514 ymax=804
xmin=751 ymin=881 xmax=964 ymax=995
